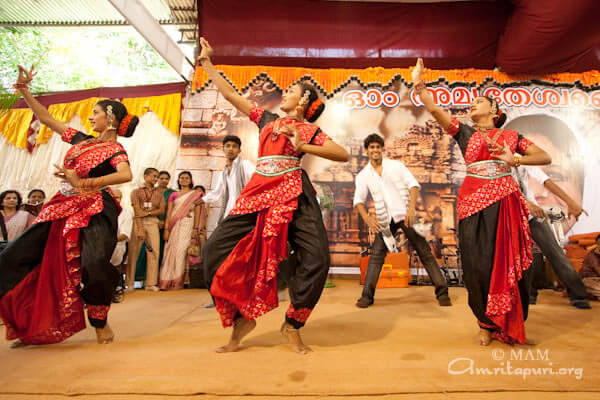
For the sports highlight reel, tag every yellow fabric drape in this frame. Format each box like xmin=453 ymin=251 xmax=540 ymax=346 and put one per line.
xmin=37 ymin=97 xmax=101 ymax=144
xmin=121 ymin=93 xmax=181 ymax=137
xmin=2 ymin=92 xmax=182 ymax=150
xmin=192 ymin=65 xmax=600 ymax=94
xmin=0 ymin=109 xmax=34 ymax=148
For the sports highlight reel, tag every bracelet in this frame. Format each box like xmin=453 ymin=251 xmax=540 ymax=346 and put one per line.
xmin=513 ymin=156 xmax=522 ymax=168
xmin=12 ymin=83 xmax=28 ymax=90
xmin=413 ymin=81 xmax=426 ymax=94
xmin=77 ymin=177 xmax=105 ymax=192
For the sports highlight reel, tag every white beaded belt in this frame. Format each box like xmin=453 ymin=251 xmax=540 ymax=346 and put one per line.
xmin=59 ymin=181 xmax=106 ymax=196
xmin=466 ymin=160 xmax=512 ymax=180
xmin=255 ymin=155 xmax=300 ymax=177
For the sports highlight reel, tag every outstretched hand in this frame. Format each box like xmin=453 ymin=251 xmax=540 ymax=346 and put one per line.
xmin=528 ymin=201 xmax=548 ymax=220
xmin=17 ymin=65 xmax=37 ymax=86
xmin=197 ymin=37 xmax=214 ymax=64
xmin=489 ymin=144 xmax=513 ymax=165
xmin=365 ymin=215 xmax=381 ymax=233
xmin=279 ymin=124 xmax=306 ymax=152
xmin=568 ymin=204 xmax=588 ymax=221
xmin=53 ymin=163 xmax=80 ymax=187
xmin=485 ymin=136 xmax=514 ymax=165
xmin=412 ymin=58 xmax=424 ymax=83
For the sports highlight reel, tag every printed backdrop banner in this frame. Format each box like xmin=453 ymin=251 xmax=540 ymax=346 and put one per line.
xmin=178 ymin=66 xmax=600 ymax=269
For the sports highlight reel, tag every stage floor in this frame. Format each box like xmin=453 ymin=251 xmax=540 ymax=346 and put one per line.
xmin=1 ymin=280 xmax=599 ymax=399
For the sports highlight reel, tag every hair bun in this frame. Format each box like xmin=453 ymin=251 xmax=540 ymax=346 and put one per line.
xmin=493 ymin=110 xmax=507 ymax=128
xmin=305 ymin=98 xmax=325 ymax=122
xmin=118 ymin=114 xmax=139 ymax=137
xmin=299 ymin=83 xmax=325 ymax=122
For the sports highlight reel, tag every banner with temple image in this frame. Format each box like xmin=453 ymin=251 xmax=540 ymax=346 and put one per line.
xmin=178 ymin=66 xmax=600 ymax=270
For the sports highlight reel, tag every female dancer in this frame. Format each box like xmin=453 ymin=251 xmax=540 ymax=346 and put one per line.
xmin=0 ymin=65 xmax=136 ymax=346
xmin=198 ymin=38 xmax=349 ymax=354
xmin=412 ymin=59 xmax=551 ymax=345
xmin=159 ymin=171 xmax=205 ymax=290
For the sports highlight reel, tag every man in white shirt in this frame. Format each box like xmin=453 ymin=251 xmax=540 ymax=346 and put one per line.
xmin=110 ymin=188 xmax=133 ymax=268
xmin=513 ymin=165 xmax=591 ymax=309
xmin=200 ymin=135 xmax=254 ymax=222
xmin=354 ymin=134 xmax=451 ymax=308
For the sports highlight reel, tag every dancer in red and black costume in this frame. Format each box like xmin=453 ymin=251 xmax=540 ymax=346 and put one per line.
xmin=198 ymin=38 xmax=349 ymax=354
xmin=0 ymin=66 xmax=136 ymax=347
xmin=412 ymin=59 xmax=551 ymax=345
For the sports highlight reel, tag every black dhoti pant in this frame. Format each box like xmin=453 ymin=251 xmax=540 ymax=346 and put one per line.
xmin=203 ymin=170 xmax=330 ymax=328
xmin=458 ymin=201 xmax=532 ymax=330
xmin=360 ymin=219 xmax=449 ymax=303
xmin=0 ymin=191 xmax=121 ymax=328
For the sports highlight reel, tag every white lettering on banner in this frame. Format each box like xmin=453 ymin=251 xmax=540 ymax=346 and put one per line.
xmin=344 ymin=89 xmax=401 ymax=109
xmin=343 ymin=87 xmax=600 ymax=109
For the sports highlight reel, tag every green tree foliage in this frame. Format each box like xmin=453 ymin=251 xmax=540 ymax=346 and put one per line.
xmin=0 ymin=28 xmax=51 ymax=94
xmin=0 ymin=27 xmax=183 ymax=95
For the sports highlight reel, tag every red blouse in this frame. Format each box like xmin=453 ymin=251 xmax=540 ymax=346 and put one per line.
xmin=229 ymin=107 xmax=330 ymax=217
xmin=62 ymin=127 xmax=129 ymax=177
xmin=446 ymin=118 xmax=533 ymax=220
xmin=35 ymin=127 xmax=129 ymax=261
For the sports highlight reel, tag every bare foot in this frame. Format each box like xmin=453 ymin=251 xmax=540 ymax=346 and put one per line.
xmin=95 ymin=323 xmax=115 ymax=344
xmin=215 ymin=318 xmax=256 ymax=353
xmin=281 ymin=322 xmax=313 ymax=355
xmin=10 ymin=339 xmax=28 ymax=349
xmin=478 ymin=329 xmax=492 ymax=346
xmin=525 ymin=337 xmax=536 ymax=345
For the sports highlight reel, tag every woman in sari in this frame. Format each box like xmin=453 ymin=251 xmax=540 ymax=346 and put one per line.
xmin=0 ymin=191 xmax=35 ymax=241
xmin=20 ymin=189 xmax=46 ymax=217
xmin=159 ymin=171 xmax=205 ymax=290
xmin=0 ymin=65 xmax=136 ymax=346
xmin=198 ymin=38 xmax=349 ymax=354
xmin=411 ymin=59 xmax=551 ymax=345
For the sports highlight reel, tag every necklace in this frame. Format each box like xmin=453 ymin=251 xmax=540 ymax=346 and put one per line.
xmin=474 ymin=124 xmax=495 ymax=132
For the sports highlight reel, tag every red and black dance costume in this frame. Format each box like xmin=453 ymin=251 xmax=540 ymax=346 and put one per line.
xmin=203 ymin=107 xmax=331 ymax=329
xmin=0 ymin=128 xmax=127 ymax=344
xmin=446 ymin=119 xmax=534 ymax=344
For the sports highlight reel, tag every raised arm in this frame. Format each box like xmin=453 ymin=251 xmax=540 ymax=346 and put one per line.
xmin=55 ymin=161 xmax=133 ymax=191
xmin=298 ymin=140 xmax=349 ymax=162
xmin=197 ymin=38 xmax=252 ymax=116
xmin=520 ymin=144 xmax=552 ymax=165
xmin=281 ymin=124 xmax=349 ymax=162
xmin=411 ymin=58 xmax=453 ymax=131
xmin=15 ymin=65 xmax=67 ymax=135
xmin=491 ymin=142 xmax=551 ymax=167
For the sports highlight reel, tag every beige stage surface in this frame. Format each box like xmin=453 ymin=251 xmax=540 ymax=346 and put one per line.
xmin=1 ymin=280 xmax=599 ymax=399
